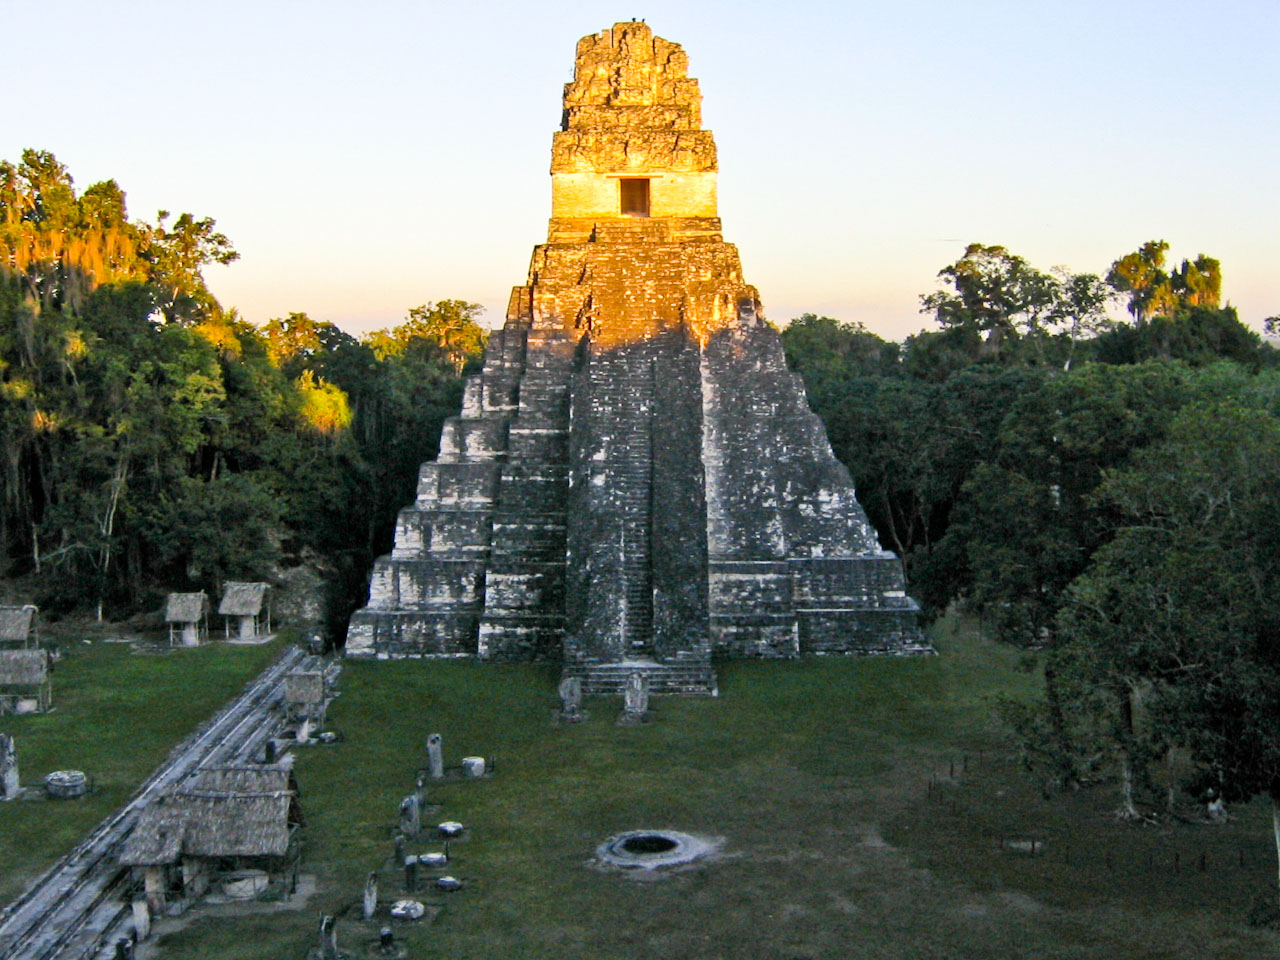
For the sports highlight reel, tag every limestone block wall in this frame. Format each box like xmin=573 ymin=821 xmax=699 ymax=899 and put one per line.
xmin=550 ymin=172 xmax=717 ymax=220
xmin=699 ymin=318 xmax=922 ymax=658
xmin=345 ymin=21 xmax=926 ymax=664
xmin=477 ymin=327 xmax=576 ymax=661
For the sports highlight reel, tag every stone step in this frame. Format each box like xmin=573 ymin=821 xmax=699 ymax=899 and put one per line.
xmin=563 ymin=659 xmax=718 ymax=696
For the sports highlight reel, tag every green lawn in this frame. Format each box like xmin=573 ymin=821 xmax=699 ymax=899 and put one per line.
xmin=0 ymin=637 xmax=284 ymax=905
xmin=145 ymin=617 xmax=1280 ymax=960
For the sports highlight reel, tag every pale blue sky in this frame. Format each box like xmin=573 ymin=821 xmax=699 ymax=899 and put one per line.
xmin=6 ymin=1 xmax=1278 ymax=340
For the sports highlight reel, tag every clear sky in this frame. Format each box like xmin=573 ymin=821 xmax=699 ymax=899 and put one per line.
xmin=6 ymin=1 xmax=1277 ymax=340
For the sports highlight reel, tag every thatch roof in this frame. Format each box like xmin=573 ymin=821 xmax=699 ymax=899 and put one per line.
xmin=0 ymin=605 xmax=35 ymax=643
xmin=284 ymin=672 xmax=324 ymax=706
xmin=0 ymin=649 xmax=48 ymax=686
xmin=119 ymin=764 xmax=302 ymax=867
xmin=165 ymin=593 xmax=207 ymax=623
xmin=185 ymin=765 xmax=296 ymax=795
xmin=218 ymin=582 xmax=268 ymax=617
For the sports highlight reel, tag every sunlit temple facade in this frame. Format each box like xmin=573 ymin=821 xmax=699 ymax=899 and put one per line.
xmin=346 ymin=22 xmax=927 ymax=692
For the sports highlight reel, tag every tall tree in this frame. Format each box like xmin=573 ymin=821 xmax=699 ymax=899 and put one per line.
xmin=921 ymin=243 xmax=1111 ymax=367
xmin=1054 ymin=398 xmax=1280 ymax=873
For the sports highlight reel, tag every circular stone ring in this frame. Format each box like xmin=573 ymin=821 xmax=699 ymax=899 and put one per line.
xmin=596 ymin=830 xmax=716 ymax=870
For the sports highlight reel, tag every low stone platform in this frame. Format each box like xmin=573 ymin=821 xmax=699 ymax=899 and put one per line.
xmin=562 ymin=658 xmax=718 ymax=697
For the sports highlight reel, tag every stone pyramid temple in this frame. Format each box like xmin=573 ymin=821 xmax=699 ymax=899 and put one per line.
xmin=345 ymin=22 xmax=928 ymax=692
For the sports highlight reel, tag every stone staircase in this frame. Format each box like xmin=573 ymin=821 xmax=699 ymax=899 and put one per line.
xmin=563 ymin=657 xmax=718 ymax=696
xmin=589 ymin=345 xmax=657 ymax=656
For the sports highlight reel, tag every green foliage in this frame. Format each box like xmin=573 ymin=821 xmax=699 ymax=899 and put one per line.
xmin=1055 ymin=400 xmax=1280 ymax=808
xmin=137 ymin=475 xmax=283 ymax=589
xmin=0 ymin=150 xmax=485 ymax=635
xmin=919 ymin=243 xmax=1111 ymax=368
xmin=779 ymin=313 xmax=899 ymax=398
xmin=1094 ymin=304 xmax=1269 ymax=368
xmin=1107 ymin=240 xmax=1222 ymax=322
xmin=367 ymin=299 xmax=487 ymax=372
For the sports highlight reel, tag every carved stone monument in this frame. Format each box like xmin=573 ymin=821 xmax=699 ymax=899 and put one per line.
xmin=0 ymin=734 xmax=18 ymax=800
xmin=346 ymin=22 xmax=929 ymax=691
xmin=363 ymin=871 xmax=378 ymax=922
xmin=426 ymin=733 xmax=444 ymax=779
xmin=619 ymin=673 xmax=650 ymax=724
xmin=398 ymin=794 xmax=420 ymax=837
xmin=318 ymin=915 xmax=338 ymax=960
xmin=557 ymin=674 xmax=584 ymax=722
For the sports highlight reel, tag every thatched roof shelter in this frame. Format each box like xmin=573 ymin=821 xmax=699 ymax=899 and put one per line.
xmin=218 ymin=583 xmax=268 ymax=617
xmin=0 ymin=649 xmax=49 ymax=686
xmin=119 ymin=765 xmax=302 ymax=868
xmin=165 ymin=593 xmax=207 ymax=624
xmin=0 ymin=605 xmax=36 ymax=644
xmin=284 ymin=671 xmax=324 ymax=708
xmin=186 ymin=765 xmax=296 ymax=795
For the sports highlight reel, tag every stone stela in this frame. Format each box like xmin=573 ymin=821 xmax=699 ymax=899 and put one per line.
xmin=346 ymin=22 xmax=928 ymax=694
xmin=426 ymin=733 xmax=444 ymax=780
xmin=0 ymin=733 xmax=18 ymax=800
xmin=558 ymin=674 xmax=585 ymax=722
xmin=619 ymin=673 xmax=650 ymax=724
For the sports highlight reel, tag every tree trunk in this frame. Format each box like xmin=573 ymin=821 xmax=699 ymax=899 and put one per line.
xmin=1272 ymin=791 xmax=1280 ymax=908
xmin=95 ymin=453 xmax=129 ymax=618
xmin=1116 ymin=686 xmax=1141 ymax=820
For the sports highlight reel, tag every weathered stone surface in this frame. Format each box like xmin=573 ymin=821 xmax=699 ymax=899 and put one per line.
xmin=558 ymin=675 xmax=583 ymax=721
xmin=426 ymin=733 xmax=444 ymax=780
xmin=318 ymin=915 xmax=338 ymax=960
xmin=619 ymin=673 xmax=650 ymax=724
xmin=0 ymin=734 xmax=18 ymax=800
xmin=398 ymin=794 xmax=420 ymax=837
xmin=345 ymin=22 xmax=926 ymax=676
xmin=363 ymin=871 xmax=378 ymax=922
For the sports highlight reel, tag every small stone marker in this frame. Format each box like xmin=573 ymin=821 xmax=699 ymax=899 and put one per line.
xmin=296 ymin=717 xmax=313 ymax=744
xmin=427 ymin=733 xmax=444 ymax=779
xmin=399 ymin=794 xmax=420 ymax=837
xmin=318 ymin=915 xmax=339 ymax=960
xmin=419 ymin=851 xmax=448 ymax=868
xmin=362 ymin=871 xmax=378 ymax=922
xmin=461 ymin=756 xmax=485 ymax=778
xmin=393 ymin=834 xmax=407 ymax=865
xmin=437 ymin=820 xmax=464 ymax=838
xmin=558 ymin=675 xmax=583 ymax=721
xmin=44 ymin=769 xmax=88 ymax=799
xmin=619 ymin=673 xmax=649 ymax=724
xmin=0 ymin=734 xmax=19 ymax=800
xmin=404 ymin=857 xmax=418 ymax=892
xmin=436 ymin=875 xmax=463 ymax=892
xmin=379 ymin=926 xmax=396 ymax=952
